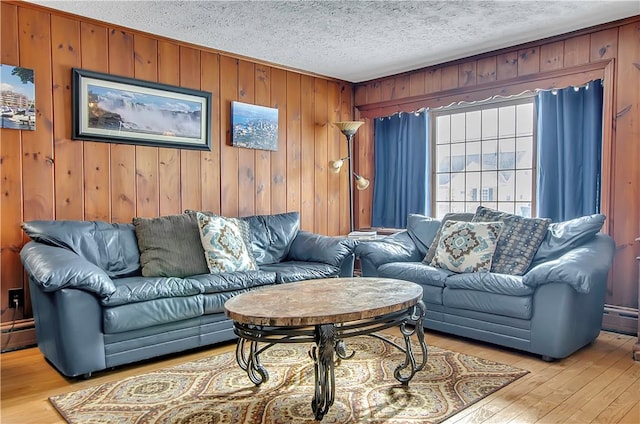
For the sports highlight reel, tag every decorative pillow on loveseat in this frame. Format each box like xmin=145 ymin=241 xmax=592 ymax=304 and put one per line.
xmin=422 ymin=212 xmax=474 ymax=264
xmin=133 ymin=213 xmax=208 ymax=278
xmin=472 ymin=206 xmax=550 ymax=275
xmin=196 ymin=212 xmax=257 ymax=274
xmin=430 ymin=220 xmax=503 ymax=273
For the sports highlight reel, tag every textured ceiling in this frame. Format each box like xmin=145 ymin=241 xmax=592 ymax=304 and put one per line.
xmin=29 ymin=1 xmax=640 ymax=82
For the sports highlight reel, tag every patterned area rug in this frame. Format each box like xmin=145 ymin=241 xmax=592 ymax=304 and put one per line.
xmin=50 ymin=336 xmax=528 ymax=423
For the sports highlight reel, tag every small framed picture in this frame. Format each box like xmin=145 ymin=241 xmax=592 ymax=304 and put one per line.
xmin=231 ymin=101 xmax=278 ymax=151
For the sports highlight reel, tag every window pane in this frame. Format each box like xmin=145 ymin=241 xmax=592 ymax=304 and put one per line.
xmin=516 ymin=170 xmax=532 ymax=201
xmin=516 ymin=103 xmax=533 ymax=136
xmin=451 ymin=113 xmax=465 ymax=142
xmin=436 ymin=203 xmax=449 ymax=219
xmin=481 ymin=171 xmax=497 ymax=202
xmin=498 ymin=170 xmax=514 ymax=201
xmin=451 ymin=143 xmax=465 ymax=172
xmin=482 ymin=108 xmax=498 ymax=138
xmin=466 ymin=110 xmax=481 ymax=141
xmin=515 ymin=202 xmax=531 ymax=217
xmin=436 ymin=144 xmax=450 ymax=172
xmin=499 ymin=106 xmax=515 ymax=137
xmin=450 ymin=172 xmax=465 ymax=201
xmin=437 ymin=174 xmax=450 ymax=201
xmin=466 ymin=172 xmax=480 ymax=201
xmin=482 ymin=139 xmax=497 ymax=170
xmin=483 ymin=201 xmax=498 ymax=210
xmin=450 ymin=202 xmax=465 ymax=213
xmin=497 ymin=202 xmax=515 ymax=214
xmin=516 ymin=136 xmax=532 ymax=169
xmin=466 ymin=202 xmax=480 ymax=213
xmin=436 ymin=115 xmax=450 ymax=144
xmin=466 ymin=141 xmax=481 ymax=170
xmin=498 ymin=138 xmax=516 ymax=170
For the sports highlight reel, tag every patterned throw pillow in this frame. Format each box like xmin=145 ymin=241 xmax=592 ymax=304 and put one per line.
xmin=196 ymin=212 xmax=258 ymax=274
xmin=472 ymin=206 xmax=551 ymax=275
xmin=430 ymin=221 xmax=503 ymax=273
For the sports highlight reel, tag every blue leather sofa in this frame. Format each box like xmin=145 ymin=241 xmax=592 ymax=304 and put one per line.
xmin=20 ymin=212 xmax=357 ymax=378
xmin=356 ymin=212 xmax=615 ymax=360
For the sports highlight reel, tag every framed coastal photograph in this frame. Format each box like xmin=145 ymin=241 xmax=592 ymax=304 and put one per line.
xmin=0 ymin=64 xmax=36 ymax=131
xmin=72 ymin=68 xmax=211 ymax=150
xmin=231 ymin=101 xmax=278 ymax=151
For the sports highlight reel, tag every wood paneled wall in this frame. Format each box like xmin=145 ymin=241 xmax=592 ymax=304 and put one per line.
xmin=0 ymin=2 xmax=353 ymax=324
xmin=353 ymin=17 xmax=640 ymax=332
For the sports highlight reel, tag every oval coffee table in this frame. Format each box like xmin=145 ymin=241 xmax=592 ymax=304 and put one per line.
xmin=224 ymin=277 xmax=427 ymax=421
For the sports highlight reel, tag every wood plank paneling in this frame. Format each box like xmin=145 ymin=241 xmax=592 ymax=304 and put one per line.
xmin=517 ymin=47 xmax=539 ymax=75
xmin=270 ymin=68 xmax=287 ymax=215
xmin=441 ymin=64 xmax=459 ymax=90
xmin=254 ymin=65 xmax=272 ymax=215
xmin=200 ymin=51 xmax=221 ymax=214
xmin=300 ymin=75 xmax=315 ymax=231
xmin=327 ymin=81 xmax=341 ymax=236
xmin=179 ymin=46 xmax=202 ymax=212
xmin=51 ymin=15 xmax=83 ymax=220
xmin=1 ymin=3 xmax=24 ymax=322
xmin=313 ymin=79 xmax=328 ymax=234
xmin=157 ymin=41 xmax=181 ymax=216
xmin=285 ymin=71 xmax=301 ymax=217
xmin=219 ymin=56 xmax=239 ymax=217
xmin=590 ymin=28 xmax=619 ymax=62
xmin=108 ymin=29 xmax=136 ymax=223
xmin=539 ymin=41 xmax=564 ymax=72
xmin=564 ymin=34 xmax=591 ymax=67
xmin=133 ymin=34 xmax=159 ymax=218
xmin=81 ymin=22 xmax=110 ymax=222
xmin=237 ymin=60 xmax=256 ymax=217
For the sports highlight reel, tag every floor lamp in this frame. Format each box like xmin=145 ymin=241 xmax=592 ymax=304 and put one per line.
xmin=331 ymin=121 xmax=369 ymax=233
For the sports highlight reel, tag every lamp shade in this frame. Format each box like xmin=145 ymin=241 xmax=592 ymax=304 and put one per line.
xmin=329 ymin=159 xmax=344 ymax=173
xmin=354 ymin=173 xmax=370 ymax=190
xmin=333 ymin=121 xmax=364 ymax=137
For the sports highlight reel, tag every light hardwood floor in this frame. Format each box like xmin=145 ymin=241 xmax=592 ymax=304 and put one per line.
xmin=1 ymin=330 xmax=638 ymax=423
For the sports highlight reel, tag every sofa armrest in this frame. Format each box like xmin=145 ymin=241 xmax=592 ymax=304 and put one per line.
xmin=355 ymin=231 xmax=423 ymax=274
xmin=20 ymin=241 xmax=117 ymax=299
xmin=523 ymin=234 xmax=615 ymax=294
xmin=287 ymin=231 xmax=357 ymax=267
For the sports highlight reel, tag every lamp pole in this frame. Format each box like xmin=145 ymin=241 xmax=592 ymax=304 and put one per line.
xmin=346 ymin=133 xmax=355 ymax=233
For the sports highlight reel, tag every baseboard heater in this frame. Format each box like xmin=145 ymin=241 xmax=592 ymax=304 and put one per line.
xmin=602 ymin=304 xmax=638 ymax=335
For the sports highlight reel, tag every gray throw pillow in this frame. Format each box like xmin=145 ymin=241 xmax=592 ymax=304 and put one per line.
xmin=423 ymin=212 xmax=474 ymax=264
xmin=472 ymin=206 xmax=550 ymax=275
xmin=133 ymin=213 xmax=209 ymax=277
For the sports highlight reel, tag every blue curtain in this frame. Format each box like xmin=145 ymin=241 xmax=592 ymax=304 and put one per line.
xmin=536 ymin=80 xmax=603 ymax=221
xmin=372 ymin=111 xmax=429 ymax=228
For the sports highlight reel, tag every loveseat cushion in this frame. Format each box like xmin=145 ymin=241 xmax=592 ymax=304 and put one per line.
xmin=442 ymin=288 xmax=533 ymax=320
xmin=22 ymin=220 xmax=140 ymax=278
xmin=472 ymin=206 xmax=550 ymax=275
xmin=445 ymin=273 xmax=534 ymax=296
xmin=259 ymin=261 xmax=340 ymax=283
xmin=133 ymin=213 xmax=208 ymax=278
xmin=378 ymin=262 xmax=454 ymax=288
xmin=406 ymin=214 xmax=441 ymax=257
xmin=241 ymin=212 xmax=300 ymax=265
xmin=530 ymin=214 xmax=605 ymax=267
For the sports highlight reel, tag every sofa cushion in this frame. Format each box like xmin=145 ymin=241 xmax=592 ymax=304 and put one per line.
xmin=133 ymin=213 xmax=208 ymax=278
xmin=103 ymin=276 xmax=203 ymax=306
xmin=190 ymin=271 xmax=277 ymax=293
xmin=197 ymin=213 xmax=258 ymax=274
xmin=472 ymin=206 xmax=550 ymax=275
xmin=530 ymin=214 xmax=605 ymax=267
xmin=423 ymin=212 xmax=474 ymax=264
xmin=241 ymin=212 xmax=300 ymax=265
xmin=430 ymin=221 xmax=503 ymax=273
xmin=442 ymin=288 xmax=533 ymax=320
xmin=21 ymin=220 xmax=140 ymax=278
xmin=378 ymin=262 xmax=454 ymax=288
xmin=406 ymin=214 xmax=441 ymax=257
xmin=445 ymin=272 xmax=534 ymax=296
xmin=259 ymin=261 xmax=341 ymax=283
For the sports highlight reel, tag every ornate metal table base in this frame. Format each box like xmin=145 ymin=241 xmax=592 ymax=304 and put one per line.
xmin=233 ymin=301 xmax=427 ymax=421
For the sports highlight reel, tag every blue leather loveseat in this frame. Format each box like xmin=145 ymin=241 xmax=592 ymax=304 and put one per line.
xmin=20 ymin=211 xmax=357 ymax=378
xmin=356 ymin=210 xmax=615 ymax=360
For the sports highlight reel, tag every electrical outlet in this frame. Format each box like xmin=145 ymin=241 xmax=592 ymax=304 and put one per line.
xmin=8 ymin=288 xmax=24 ymax=308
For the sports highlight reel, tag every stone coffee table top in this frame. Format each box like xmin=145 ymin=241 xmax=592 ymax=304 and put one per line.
xmin=224 ymin=277 xmax=422 ymax=326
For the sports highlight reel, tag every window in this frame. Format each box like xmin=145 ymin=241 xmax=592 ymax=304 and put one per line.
xmin=432 ymin=97 xmax=536 ymax=218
